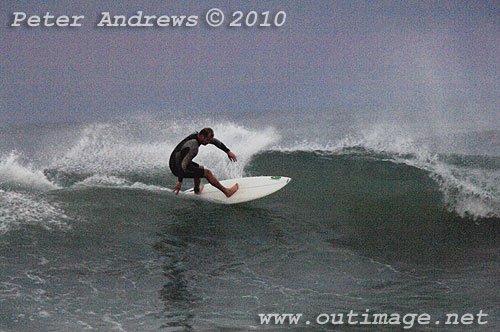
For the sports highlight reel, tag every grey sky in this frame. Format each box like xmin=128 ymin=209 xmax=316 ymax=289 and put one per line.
xmin=1 ymin=0 xmax=498 ymax=132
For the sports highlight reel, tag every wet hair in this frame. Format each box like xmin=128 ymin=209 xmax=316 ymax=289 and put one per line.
xmin=199 ymin=128 xmax=214 ymax=138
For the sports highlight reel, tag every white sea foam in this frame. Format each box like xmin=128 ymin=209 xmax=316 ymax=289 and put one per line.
xmin=72 ymin=174 xmax=169 ymax=193
xmin=354 ymin=127 xmax=500 ymax=219
xmin=425 ymin=162 xmax=500 ymax=219
xmin=0 ymin=152 xmax=71 ymax=234
xmin=0 ymin=152 xmax=59 ymax=191
xmin=53 ymin=122 xmax=172 ymax=175
xmin=73 ymin=175 xmax=133 ymax=187
xmin=195 ymin=123 xmax=279 ymax=179
xmin=0 ymin=189 xmax=71 ymax=234
xmin=51 ymin=120 xmax=279 ymax=180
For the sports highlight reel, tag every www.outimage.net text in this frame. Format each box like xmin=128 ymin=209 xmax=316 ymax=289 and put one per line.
xmin=258 ymin=310 xmax=489 ymax=329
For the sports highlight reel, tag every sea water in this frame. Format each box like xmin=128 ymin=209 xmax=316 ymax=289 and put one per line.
xmin=0 ymin=119 xmax=498 ymax=331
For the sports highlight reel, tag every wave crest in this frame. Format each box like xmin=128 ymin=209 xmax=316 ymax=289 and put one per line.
xmin=48 ymin=120 xmax=279 ymax=182
xmin=0 ymin=152 xmax=58 ymax=192
xmin=274 ymin=125 xmax=500 ymax=220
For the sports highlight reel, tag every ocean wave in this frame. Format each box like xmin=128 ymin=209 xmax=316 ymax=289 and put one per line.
xmin=73 ymin=174 xmax=135 ymax=188
xmin=1 ymin=120 xmax=499 ymax=222
xmin=72 ymin=174 xmax=169 ymax=193
xmin=272 ymin=125 xmax=500 ymax=220
xmin=0 ymin=189 xmax=71 ymax=234
xmin=0 ymin=152 xmax=59 ymax=192
xmin=46 ymin=120 xmax=279 ymax=183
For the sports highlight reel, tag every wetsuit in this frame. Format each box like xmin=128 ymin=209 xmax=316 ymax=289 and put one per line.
xmin=169 ymin=132 xmax=230 ymax=182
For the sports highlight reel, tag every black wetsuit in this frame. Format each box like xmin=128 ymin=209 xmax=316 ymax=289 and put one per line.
xmin=169 ymin=132 xmax=230 ymax=182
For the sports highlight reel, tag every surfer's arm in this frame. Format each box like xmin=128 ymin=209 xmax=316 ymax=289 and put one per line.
xmin=210 ymin=138 xmax=230 ymax=153
xmin=210 ymin=138 xmax=237 ymax=162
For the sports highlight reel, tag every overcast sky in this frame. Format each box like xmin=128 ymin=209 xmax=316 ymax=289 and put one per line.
xmin=1 ymin=0 xmax=498 ymax=131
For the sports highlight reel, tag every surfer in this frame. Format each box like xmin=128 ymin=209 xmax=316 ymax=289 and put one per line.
xmin=169 ymin=128 xmax=239 ymax=197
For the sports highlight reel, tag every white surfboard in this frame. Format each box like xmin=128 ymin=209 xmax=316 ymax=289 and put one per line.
xmin=182 ymin=176 xmax=291 ymax=204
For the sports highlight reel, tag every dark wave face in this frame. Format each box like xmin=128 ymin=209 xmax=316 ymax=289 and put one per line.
xmin=0 ymin=120 xmax=499 ymax=331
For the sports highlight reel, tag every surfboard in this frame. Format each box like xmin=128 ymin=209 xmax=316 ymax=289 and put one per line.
xmin=182 ymin=176 xmax=291 ymax=204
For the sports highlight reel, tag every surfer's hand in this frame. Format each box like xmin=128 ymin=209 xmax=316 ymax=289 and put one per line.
xmin=227 ymin=151 xmax=237 ymax=162
xmin=173 ymin=182 xmax=182 ymax=195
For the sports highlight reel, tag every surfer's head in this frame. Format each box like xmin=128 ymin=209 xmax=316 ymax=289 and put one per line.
xmin=198 ymin=127 xmax=214 ymax=145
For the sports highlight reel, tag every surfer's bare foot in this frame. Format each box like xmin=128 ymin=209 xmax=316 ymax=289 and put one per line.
xmin=224 ymin=183 xmax=239 ymax=198
xmin=194 ymin=184 xmax=204 ymax=195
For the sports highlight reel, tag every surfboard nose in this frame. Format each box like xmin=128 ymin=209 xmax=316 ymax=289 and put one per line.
xmin=278 ymin=176 xmax=291 ymax=184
